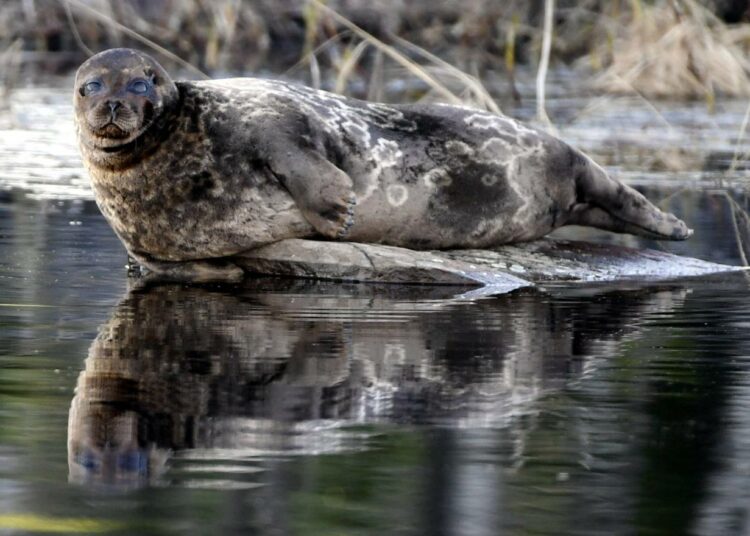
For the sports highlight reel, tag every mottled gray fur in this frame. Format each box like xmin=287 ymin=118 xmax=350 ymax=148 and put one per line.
xmin=74 ymin=49 xmax=691 ymax=281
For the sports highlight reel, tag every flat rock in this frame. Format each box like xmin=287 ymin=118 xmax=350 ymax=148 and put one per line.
xmin=236 ymin=239 xmax=531 ymax=294
xmin=236 ymin=238 xmax=743 ymax=290
xmin=441 ymin=239 xmax=744 ymax=282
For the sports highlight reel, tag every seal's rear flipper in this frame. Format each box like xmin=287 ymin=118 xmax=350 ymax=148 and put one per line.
xmin=574 ymin=154 xmax=693 ymax=241
xmin=568 ymin=205 xmax=693 ymax=240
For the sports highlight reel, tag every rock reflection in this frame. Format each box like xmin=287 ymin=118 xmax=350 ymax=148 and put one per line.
xmin=68 ymin=279 xmax=690 ymax=487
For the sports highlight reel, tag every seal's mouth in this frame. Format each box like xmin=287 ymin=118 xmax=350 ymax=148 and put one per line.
xmin=84 ymin=117 xmax=157 ymax=155
xmin=94 ymin=122 xmax=131 ymax=140
xmin=79 ymin=99 xmax=162 ymax=155
xmin=100 ymin=141 xmax=133 ymax=154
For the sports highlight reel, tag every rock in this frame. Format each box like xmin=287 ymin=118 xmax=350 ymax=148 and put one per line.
xmin=441 ymin=239 xmax=744 ymax=282
xmin=236 ymin=239 xmax=532 ymax=293
xmin=235 ymin=238 xmax=743 ymax=291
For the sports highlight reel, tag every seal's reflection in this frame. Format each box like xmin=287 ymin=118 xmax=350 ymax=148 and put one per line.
xmin=68 ymin=279 xmax=688 ymax=486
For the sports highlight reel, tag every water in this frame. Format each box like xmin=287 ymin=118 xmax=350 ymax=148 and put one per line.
xmin=2 ymin=76 xmax=750 ymax=535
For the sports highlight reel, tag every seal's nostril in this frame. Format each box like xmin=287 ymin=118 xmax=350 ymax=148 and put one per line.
xmin=107 ymin=101 xmax=121 ymax=114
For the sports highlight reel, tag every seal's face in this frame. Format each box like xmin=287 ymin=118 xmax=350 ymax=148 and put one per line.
xmin=74 ymin=48 xmax=178 ymax=152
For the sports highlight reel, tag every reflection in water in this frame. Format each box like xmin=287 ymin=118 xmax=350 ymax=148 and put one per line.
xmin=68 ymin=279 xmax=690 ymax=488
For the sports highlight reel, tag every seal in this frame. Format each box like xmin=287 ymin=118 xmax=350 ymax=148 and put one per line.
xmin=74 ymin=48 xmax=692 ymax=281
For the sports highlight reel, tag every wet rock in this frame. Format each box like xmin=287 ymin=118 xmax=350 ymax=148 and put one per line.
xmin=236 ymin=238 xmax=743 ymax=289
xmin=442 ymin=239 xmax=743 ymax=282
xmin=236 ymin=239 xmax=532 ymax=293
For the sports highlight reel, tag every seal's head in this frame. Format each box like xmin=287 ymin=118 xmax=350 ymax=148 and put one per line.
xmin=74 ymin=48 xmax=178 ymax=164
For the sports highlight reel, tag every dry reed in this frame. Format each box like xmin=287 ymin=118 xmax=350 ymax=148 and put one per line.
xmin=0 ymin=39 xmax=22 ymax=106
xmin=591 ymin=0 xmax=750 ymax=99
xmin=536 ymin=0 xmax=554 ymax=127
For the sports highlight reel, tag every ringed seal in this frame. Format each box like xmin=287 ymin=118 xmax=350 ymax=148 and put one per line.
xmin=74 ymin=48 xmax=692 ymax=281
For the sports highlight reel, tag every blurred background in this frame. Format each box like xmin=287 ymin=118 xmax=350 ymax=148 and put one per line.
xmin=2 ymin=0 xmax=750 ymax=100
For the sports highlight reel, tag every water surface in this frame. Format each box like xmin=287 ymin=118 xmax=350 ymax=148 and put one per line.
xmin=2 ymin=74 xmax=750 ymax=535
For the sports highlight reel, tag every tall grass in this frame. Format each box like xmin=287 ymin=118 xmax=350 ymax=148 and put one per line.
xmin=0 ymin=39 xmax=22 ymax=106
xmin=1 ymin=0 xmax=749 ymax=105
xmin=31 ymin=0 xmax=505 ymax=112
xmin=589 ymin=0 xmax=750 ymax=99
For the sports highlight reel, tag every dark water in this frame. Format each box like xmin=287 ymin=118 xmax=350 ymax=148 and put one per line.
xmin=1 ymin=194 xmax=750 ymax=535
xmin=3 ymin=77 xmax=750 ymax=534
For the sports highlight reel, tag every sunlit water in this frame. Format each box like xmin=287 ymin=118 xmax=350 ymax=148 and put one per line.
xmin=2 ymin=74 xmax=750 ymax=535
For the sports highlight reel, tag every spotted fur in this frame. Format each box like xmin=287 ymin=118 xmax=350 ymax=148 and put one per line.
xmin=75 ymin=49 xmax=692 ymax=279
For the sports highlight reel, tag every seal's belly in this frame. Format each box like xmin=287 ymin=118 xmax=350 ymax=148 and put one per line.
xmin=348 ymin=177 xmax=557 ymax=249
xmin=93 ymin=180 xmax=313 ymax=262
xmin=343 ymin=142 xmax=565 ymax=249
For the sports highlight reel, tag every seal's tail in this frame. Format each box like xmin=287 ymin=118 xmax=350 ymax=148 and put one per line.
xmin=572 ymin=155 xmax=693 ymax=241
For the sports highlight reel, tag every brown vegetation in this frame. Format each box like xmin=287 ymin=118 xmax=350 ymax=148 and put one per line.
xmin=1 ymin=0 xmax=750 ymax=102
xmin=590 ymin=0 xmax=750 ymax=100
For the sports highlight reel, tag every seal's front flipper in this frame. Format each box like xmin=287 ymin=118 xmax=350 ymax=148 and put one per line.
xmin=266 ymin=146 xmax=356 ymax=239
xmin=574 ymin=153 xmax=693 ymax=240
xmin=129 ymin=253 xmax=244 ymax=283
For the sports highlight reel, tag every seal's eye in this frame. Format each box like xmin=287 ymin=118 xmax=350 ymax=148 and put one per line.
xmin=83 ymin=80 xmax=102 ymax=95
xmin=129 ymin=79 xmax=150 ymax=95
